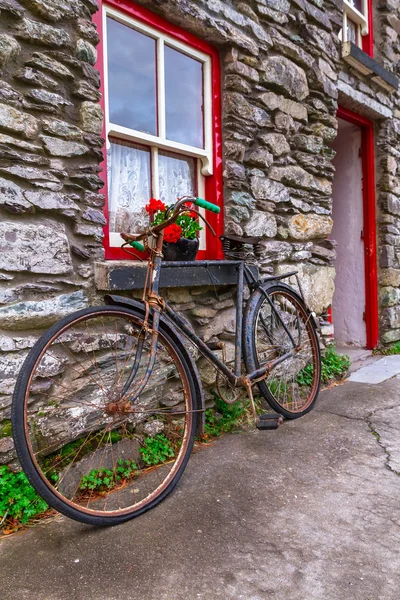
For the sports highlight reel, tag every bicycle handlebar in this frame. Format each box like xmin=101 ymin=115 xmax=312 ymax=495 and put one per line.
xmin=194 ymin=197 xmax=220 ymax=213
xmin=120 ymin=196 xmax=220 ymax=252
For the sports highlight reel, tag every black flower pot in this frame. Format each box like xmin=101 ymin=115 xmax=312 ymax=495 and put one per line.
xmin=162 ymin=237 xmax=199 ymax=262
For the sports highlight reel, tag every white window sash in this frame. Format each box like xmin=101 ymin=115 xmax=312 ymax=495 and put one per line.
xmin=343 ymin=0 xmax=369 ymax=36
xmin=103 ymin=4 xmax=213 ymax=176
xmin=103 ymin=3 xmax=214 ymax=249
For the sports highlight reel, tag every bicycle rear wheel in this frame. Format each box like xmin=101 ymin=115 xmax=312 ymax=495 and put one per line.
xmin=12 ymin=305 xmax=198 ymax=526
xmin=244 ymin=283 xmax=321 ymax=419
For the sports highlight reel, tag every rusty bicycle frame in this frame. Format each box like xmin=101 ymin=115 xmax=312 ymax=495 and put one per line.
xmin=119 ymin=197 xmax=303 ymax=422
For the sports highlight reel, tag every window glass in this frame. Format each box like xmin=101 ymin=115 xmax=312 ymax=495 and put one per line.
xmin=165 ymin=46 xmax=204 ymax=148
xmin=107 ymin=17 xmax=157 ymax=135
xmin=107 ymin=139 xmax=151 ymax=233
xmin=347 ymin=19 xmax=358 ymax=44
xmin=159 ymin=151 xmax=195 ymax=206
xmin=348 ymin=0 xmax=362 ymax=12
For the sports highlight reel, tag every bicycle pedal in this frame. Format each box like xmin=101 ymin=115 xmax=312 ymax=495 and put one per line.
xmin=256 ymin=414 xmax=283 ymax=430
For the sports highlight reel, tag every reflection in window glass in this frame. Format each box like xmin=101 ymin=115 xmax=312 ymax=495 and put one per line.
xmin=159 ymin=151 xmax=195 ymax=206
xmin=107 ymin=17 xmax=157 ymax=135
xmin=165 ymin=46 xmax=204 ymax=148
xmin=107 ymin=139 xmax=151 ymax=233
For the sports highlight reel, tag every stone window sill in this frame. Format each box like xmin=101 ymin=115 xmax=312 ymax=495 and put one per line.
xmin=94 ymin=260 xmax=258 ymax=291
xmin=342 ymin=42 xmax=399 ymax=92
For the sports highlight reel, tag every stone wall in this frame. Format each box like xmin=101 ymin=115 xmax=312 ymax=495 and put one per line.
xmin=111 ymin=0 xmax=344 ymax=316
xmin=0 ymin=0 xmax=105 ymax=460
xmin=2 ymin=0 xmax=400 ymax=464
xmin=374 ymin=0 xmax=400 ymax=344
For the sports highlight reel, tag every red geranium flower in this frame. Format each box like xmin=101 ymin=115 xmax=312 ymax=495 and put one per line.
xmin=164 ymin=224 xmax=182 ymax=243
xmin=145 ymin=198 xmax=166 ymax=214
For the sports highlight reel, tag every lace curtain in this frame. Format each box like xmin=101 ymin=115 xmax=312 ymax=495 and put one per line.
xmin=159 ymin=152 xmax=195 ymax=206
xmin=108 ymin=141 xmax=196 ymax=234
xmin=107 ymin=140 xmax=150 ymax=234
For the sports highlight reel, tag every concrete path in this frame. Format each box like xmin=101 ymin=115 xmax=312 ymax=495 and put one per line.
xmin=1 ymin=377 xmax=400 ymax=600
xmin=348 ymin=355 xmax=400 ymax=384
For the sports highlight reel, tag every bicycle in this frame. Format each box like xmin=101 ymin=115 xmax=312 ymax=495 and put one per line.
xmin=11 ymin=196 xmax=321 ymax=526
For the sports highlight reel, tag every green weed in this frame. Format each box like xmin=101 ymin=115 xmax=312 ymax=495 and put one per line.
xmin=79 ymin=459 xmax=138 ymax=491
xmin=0 ymin=465 xmax=49 ymax=528
xmin=377 ymin=342 xmax=400 ymax=356
xmin=204 ymin=396 xmax=247 ymax=439
xmin=297 ymin=345 xmax=350 ymax=386
xmin=0 ymin=420 xmax=12 ymax=438
xmin=140 ymin=434 xmax=175 ymax=466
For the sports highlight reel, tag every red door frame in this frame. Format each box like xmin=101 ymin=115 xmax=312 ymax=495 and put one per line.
xmin=337 ymin=106 xmax=379 ymax=349
xmin=93 ymin=0 xmax=224 ymax=260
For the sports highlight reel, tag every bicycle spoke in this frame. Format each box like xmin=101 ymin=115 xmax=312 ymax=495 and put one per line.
xmin=20 ymin=308 xmax=195 ymax=520
xmin=253 ymin=287 xmax=320 ymax=416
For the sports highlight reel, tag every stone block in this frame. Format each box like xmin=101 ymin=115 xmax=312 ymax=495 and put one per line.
xmin=42 ymin=136 xmax=89 ymax=157
xmin=17 ymin=17 xmax=70 ymax=47
xmin=381 ymin=329 xmax=400 ymax=344
xmin=261 ymin=56 xmax=309 ymax=100
xmin=380 ymin=286 xmax=400 ymax=308
xmin=277 ymin=263 xmax=335 ymax=314
xmin=382 ymin=306 xmax=400 ymax=330
xmin=0 ymin=177 xmax=33 ymax=213
xmin=379 ymin=268 xmax=400 ymax=287
xmin=80 ymin=101 xmax=103 ymax=134
xmin=21 ymin=0 xmax=85 ymax=22
xmin=76 ymin=38 xmax=97 ymax=65
xmin=0 ymin=221 xmax=73 ymax=274
xmin=380 ymin=245 xmax=395 ymax=268
xmin=269 ymin=165 xmax=332 ymax=195
xmin=41 ymin=118 xmax=83 ymax=140
xmin=0 ymin=165 xmax=60 ymax=182
xmin=259 ymin=91 xmax=308 ymax=122
xmin=0 ymin=290 xmax=88 ymax=330
xmin=24 ymin=190 xmax=80 ymax=216
xmin=259 ymin=133 xmax=290 ymax=156
xmin=244 ymin=210 xmax=277 ymax=237
xmin=288 ymin=214 xmax=333 ymax=241
xmin=250 ymin=176 xmax=290 ymax=203
xmin=258 ymin=240 xmax=292 ymax=263
xmin=247 ymin=149 xmax=273 ymax=168
xmin=82 ymin=207 xmax=106 ymax=225
xmin=14 ymin=66 xmax=58 ymax=89
xmin=0 ymin=33 xmax=20 ymax=66
xmin=27 ymin=52 xmax=74 ymax=79
xmin=292 ymin=134 xmax=324 ymax=154
xmin=0 ymin=103 xmax=38 ymax=139
xmin=27 ymin=88 xmax=73 ymax=108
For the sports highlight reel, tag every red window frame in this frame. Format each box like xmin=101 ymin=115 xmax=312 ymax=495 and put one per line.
xmin=362 ymin=0 xmax=373 ymax=57
xmin=93 ymin=0 xmax=224 ymax=260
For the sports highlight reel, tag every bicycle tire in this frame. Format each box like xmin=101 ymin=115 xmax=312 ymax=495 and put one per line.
xmin=243 ymin=282 xmax=321 ymax=419
xmin=12 ymin=305 xmax=198 ymax=526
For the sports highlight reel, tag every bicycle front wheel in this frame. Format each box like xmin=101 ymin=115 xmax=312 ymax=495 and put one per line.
xmin=244 ymin=283 xmax=321 ymax=419
xmin=12 ymin=305 xmax=198 ymax=526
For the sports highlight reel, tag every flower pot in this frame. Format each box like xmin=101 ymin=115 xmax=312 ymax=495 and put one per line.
xmin=162 ymin=237 xmax=199 ymax=262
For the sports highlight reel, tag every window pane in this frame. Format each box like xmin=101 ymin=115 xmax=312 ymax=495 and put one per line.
xmin=165 ymin=46 xmax=204 ymax=148
xmin=107 ymin=139 xmax=151 ymax=234
xmin=159 ymin=151 xmax=195 ymax=206
xmin=348 ymin=0 xmax=362 ymax=13
xmin=347 ymin=19 xmax=358 ymax=44
xmin=107 ymin=17 xmax=157 ymax=135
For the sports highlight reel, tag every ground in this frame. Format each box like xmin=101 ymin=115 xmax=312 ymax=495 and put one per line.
xmin=1 ymin=358 xmax=400 ymax=600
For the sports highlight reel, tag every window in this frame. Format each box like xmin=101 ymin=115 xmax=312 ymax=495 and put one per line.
xmin=100 ymin=2 xmax=222 ymax=259
xmin=342 ymin=0 xmax=370 ymax=51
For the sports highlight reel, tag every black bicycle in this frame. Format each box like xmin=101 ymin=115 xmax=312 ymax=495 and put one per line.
xmin=12 ymin=197 xmax=321 ymax=526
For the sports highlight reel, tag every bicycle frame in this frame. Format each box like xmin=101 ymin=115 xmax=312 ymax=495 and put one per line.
xmin=137 ymin=229 xmax=300 ymax=392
